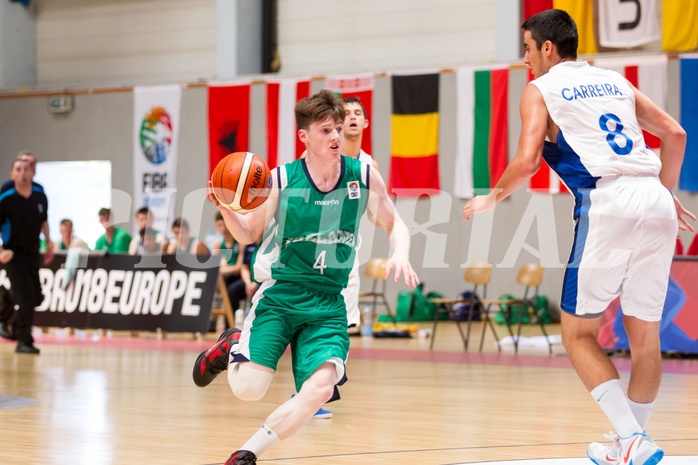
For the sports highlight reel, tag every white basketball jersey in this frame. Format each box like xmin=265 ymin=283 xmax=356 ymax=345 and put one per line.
xmin=356 ymin=149 xmax=373 ymax=165
xmin=531 ymin=61 xmax=661 ymax=191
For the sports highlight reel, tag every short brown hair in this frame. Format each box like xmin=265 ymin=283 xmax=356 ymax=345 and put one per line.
xmin=343 ymin=96 xmax=367 ymax=116
xmin=521 ymin=9 xmax=578 ymax=59
xmin=11 ymin=159 xmax=29 ymax=170
xmin=136 ymin=206 xmax=151 ymax=217
xmin=172 ymin=217 xmax=189 ymax=230
xmin=295 ymin=89 xmax=345 ymax=131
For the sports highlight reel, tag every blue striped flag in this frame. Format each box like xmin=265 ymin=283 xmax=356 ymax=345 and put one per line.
xmin=680 ymin=56 xmax=698 ymax=192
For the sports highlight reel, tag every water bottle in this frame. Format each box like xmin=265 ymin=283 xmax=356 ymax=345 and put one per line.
xmin=235 ymin=309 xmax=245 ymax=329
xmin=362 ymin=305 xmax=373 ymax=336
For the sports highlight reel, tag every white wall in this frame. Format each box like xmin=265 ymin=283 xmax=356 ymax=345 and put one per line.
xmin=276 ymin=0 xmax=497 ymax=75
xmin=0 ymin=0 xmax=36 ymax=89
xmin=33 ymin=0 xmax=502 ymax=87
xmin=36 ymin=0 xmax=217 ymax=88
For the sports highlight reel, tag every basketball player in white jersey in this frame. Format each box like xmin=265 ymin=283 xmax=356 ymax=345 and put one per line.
xmin=463 ymin=9 xmax=695 ymax=465
xmin=339 ymin=96 xmax=380 ymax=330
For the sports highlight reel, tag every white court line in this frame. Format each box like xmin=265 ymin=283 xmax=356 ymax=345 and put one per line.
xmin=458 ymin=457 xmax=698 ymax=465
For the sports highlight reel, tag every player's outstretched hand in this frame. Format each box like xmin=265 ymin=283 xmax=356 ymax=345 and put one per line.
xmin=675 ymin=196 xmax=697 ymax=232
xmin=462 ymin=194 xmax=496 ymax=221
xmin=384 ymin=255 xmax=419 ymax=288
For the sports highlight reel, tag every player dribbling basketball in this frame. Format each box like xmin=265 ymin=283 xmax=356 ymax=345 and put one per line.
xmin=193 ymin=89 xmax=419 ymax=465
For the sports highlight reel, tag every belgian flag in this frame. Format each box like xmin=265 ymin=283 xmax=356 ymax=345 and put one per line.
xmin=389 ymin=73 xmax=440 ymax=196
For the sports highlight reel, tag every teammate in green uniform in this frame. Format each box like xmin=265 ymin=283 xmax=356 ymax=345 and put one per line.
xmin=193 ymin=90 xmax=419 ymax=465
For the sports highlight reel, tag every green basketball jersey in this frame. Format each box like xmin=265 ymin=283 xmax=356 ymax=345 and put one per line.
xmin=252 ymin=156 xmax=369 ymax=293
xmin=220 ymin=238 xmax=240 ymax=265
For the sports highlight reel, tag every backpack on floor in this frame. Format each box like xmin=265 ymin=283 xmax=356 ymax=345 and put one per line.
xmin=394 ymin=283 xmax=446 ymax=322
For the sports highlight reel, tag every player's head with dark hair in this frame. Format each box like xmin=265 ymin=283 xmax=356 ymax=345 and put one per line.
xmin=343 ymin=96 xmax=367 ymax=117
xmin=295 ymin=89 xmax=346 ymax=130
xmin=135 ymin=206 xmax=154 ymax=229
xmin=98 ymin=208 xmax=113 ymax=229
xmin=172 ymin=217 xmax=189 ymax=231
xmin=521 ymin=9 xmax=578 ymax=59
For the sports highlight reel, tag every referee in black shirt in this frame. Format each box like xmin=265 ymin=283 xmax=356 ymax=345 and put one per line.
xmin=0 ymin=159 xmax=54 ymax=354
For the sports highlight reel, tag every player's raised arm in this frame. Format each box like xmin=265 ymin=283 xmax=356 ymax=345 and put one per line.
xmin=208 ymin=152 xmax=275 ymax=244
xmin=366 ymin=168 xmax=419 ymax=287
xmin=462 ymin=83 xmax=547 ymax=220
xmin=207 ymin=171 xmax=278 ymax=245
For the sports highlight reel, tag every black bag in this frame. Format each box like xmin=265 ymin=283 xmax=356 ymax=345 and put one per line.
xmin=449 ymin=291 xmax=482 ymax=321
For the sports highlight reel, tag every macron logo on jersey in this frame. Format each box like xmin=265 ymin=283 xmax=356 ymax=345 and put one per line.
xmin=561 ymin=83 xmax=623 ymax=101
xmin=314 ymin=199 xmax=340 ymax=206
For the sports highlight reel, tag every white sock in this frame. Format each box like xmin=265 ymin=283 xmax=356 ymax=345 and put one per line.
xmin=590 ymin=379 xmax=642 ymax=438
xmin=628 ymin=398 xmax=654 ymax=429
xmin=240 ymin=424 xmax=279 ymax=457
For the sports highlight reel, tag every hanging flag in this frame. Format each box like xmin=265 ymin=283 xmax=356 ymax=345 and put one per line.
xmin=523 ymin=0 xmax=552 ymax=20
xmin=553 ymin=0 xmax=597 ymax=55
xmin=389 ymin=73 xmax=440 ymax=196
xmin=593 ymin=55 xmax=667 ymax=150
xmin=454 ymin=66 xmax=508 ymax=199
xmin=598 ymin=0 xmax=659 ymax=48
xmin=133 ymin=85 xmax=181 ymax=234
xmin=207 ymin=82 xmax=251 ymax=178
xmin=662 ymin=0 xmax=698 ymax=52
xmin=266 ymin=78 xmax=311 ymax=169
xmin=324 ymin=73 xmax=374 ymax=155
xmin=680 ymin=55 xmax=698 ymax=192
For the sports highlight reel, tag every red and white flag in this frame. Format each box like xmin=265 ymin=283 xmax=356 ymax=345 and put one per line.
xmin=266 ymin=77 xmax=311 ymax=169
xmin=593 ymin=55 xmax=667 ymax=149
xmin=324 ymin=73 xmax=374 ymax=155
xmin=207 ymin=82 xmax=251 ymax=177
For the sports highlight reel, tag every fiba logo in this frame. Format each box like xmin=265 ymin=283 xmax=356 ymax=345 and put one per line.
xmin=140 ymin=106 xmax=172 ymax=165
xmin=347 ymin=181 xmax=360 ymax=200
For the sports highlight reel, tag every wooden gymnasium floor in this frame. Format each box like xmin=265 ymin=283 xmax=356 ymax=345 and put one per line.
xmin=1 ymin=321 xmax=697 ymax=465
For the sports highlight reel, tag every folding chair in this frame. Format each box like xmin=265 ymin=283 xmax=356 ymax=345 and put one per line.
xmin=479 ymin=263 xmax=552 ymax=354
xmin=210 ymin=274 xmax=236 ymax=330
xmin=429 ymin=262 xmax=491 ymax=351
xmin=358 ymin=258 xmax=395 ymax=322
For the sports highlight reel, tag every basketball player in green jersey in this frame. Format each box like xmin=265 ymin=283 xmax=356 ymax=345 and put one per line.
xmin=194 ymin=89 xmax=419 ymax=465
xmin=303 ymin=95 xmax=379 ymax=331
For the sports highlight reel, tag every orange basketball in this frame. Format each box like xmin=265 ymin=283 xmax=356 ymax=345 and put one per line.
xmin=211 ymin=152 xmax=272 ymax=213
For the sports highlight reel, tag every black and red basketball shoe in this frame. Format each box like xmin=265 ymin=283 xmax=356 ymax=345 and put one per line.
xmin=225 ymin=450 xmax=257 ymax=465
xmin=192 ymin=328 xmax=241 ymax=387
